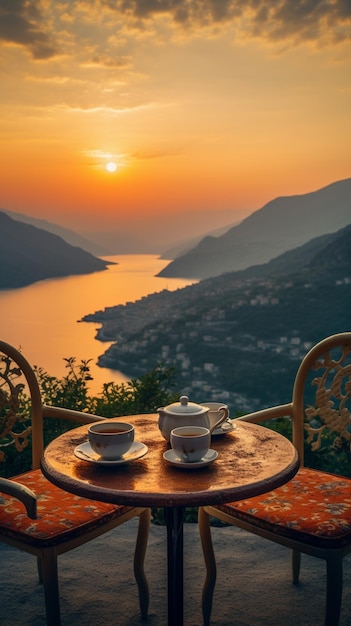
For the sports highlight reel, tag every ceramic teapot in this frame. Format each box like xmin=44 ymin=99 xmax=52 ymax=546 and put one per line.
xmin=158 ymin=395 xmax=229 ymax=442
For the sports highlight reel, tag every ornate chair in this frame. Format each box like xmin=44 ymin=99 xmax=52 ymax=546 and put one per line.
xmin=199 ymin=332 xmax=351 ymax=626
xmin=0 ymin=340 xmax=150 ymax=625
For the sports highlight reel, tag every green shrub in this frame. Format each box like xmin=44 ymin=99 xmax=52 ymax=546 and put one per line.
xmin=0 ymin=358 xmax=178 ymax=479
xmin=263 ymin=417 xmax=351 ymax=479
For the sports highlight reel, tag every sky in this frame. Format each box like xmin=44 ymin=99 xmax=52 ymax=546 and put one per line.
xmin=0 ymin=0 xmax=350 ymax=237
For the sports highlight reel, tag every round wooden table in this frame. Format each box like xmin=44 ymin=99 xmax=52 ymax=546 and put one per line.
xmin=41 ymin=414 xmax=299 ymax=626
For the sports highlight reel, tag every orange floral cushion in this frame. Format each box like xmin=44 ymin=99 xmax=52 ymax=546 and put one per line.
xmin=215 ymin=467 xmax=351 ymax=549
xmin=0 ymin=469 xmax=135 ymax=548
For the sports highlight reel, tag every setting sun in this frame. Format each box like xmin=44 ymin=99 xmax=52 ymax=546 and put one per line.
xmin=106 ymin=161 xmax=117 ymax=173
xmin=0 ymin=1 xmax=350 ymax=234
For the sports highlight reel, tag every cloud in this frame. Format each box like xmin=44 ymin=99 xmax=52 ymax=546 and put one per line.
xmin=82 ymin=55 xmax=132 ymax=69
xmin=65 ymin=102 xmax=156 ymax=114
xmin=0 ymin=0 xmax=58 ymax=59
xmin=82 ymin=147 xmax=183 ymax=166
xmin=129 ymin=148 xmax=184 ymax=160
xmin=99 ymin=0 xmax=351 ymax=46
xmin=1 ymin=0 xmax=350 ymax=64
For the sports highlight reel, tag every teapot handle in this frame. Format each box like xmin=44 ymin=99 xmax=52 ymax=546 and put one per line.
xmin=209 ymin=406 xmax=229 ymax=433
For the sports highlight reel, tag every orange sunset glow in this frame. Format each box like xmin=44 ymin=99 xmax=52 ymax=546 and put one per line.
xmin=0 ymin=1 xmax=350 ymax=238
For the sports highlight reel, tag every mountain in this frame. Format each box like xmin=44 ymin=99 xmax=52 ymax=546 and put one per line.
xmin=81 ymin=208 xmax=242 ymax=254
xmin=2 ymin=209 xmax=112 ymax=257
xmin=3 ymin=207 xmax=243 ymax=256
xmin=83 ymin=223 xmax=351 ymax=411
xmin=0 ymin=212 xmax=111 ymax=290
xmin=160 ymin=220 xmax=242 ymax=260
xmin=158 ymin=178 xmax=351 ymax=279
xmin=82 ymin=228 xmax=156 ymax=255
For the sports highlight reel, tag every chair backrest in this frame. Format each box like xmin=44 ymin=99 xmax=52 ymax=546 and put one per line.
xmin=0 ymin=340 xmax=44 ymax=471
xmin=291 ymin=332 xmax=351 ymax=469
xmin=0 ymin=340 xmax=106 ymax=475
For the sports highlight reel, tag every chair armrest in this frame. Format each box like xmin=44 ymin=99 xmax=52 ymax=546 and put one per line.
xmin=42 ymin=404 xmax=106 ymax=424
xmin=0 ymin=477 xmax=37 ymax=519
xmin=237 ymin=402 xmax=294 ymax=423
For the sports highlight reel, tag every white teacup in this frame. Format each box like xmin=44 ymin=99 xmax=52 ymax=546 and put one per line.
xmin=88 ymin=421 xmax=134 ymax=460
xmin=170 ymin=426 xmax=211 ymax=463
xmin=201 ymin=402 xmax=230 ymax=431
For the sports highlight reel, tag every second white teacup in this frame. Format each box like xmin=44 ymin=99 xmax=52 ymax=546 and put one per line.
xmin=201 ymin=402 xmax=230 ymax=431
xmin=88 ymin=421 xmax=134 ymax=460
xmin=170 ymin=426 xmax=211 ymax=463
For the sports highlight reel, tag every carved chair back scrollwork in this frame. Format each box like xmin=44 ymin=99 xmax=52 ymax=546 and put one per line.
xmin=296 ymin=335 xmax=351 ymax=475
xmin=0 ymin=352 xmax=33 ymax=465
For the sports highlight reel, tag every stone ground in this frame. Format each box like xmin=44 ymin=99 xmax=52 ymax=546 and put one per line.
xmin=1 ymin=519 xmax=351 ymax=625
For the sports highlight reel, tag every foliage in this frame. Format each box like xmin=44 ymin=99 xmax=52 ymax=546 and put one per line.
xmin=34 ymin=358 xmax=178 ymax=417
xmin=34 ymin=358 xmax=93 ymax=412
xmin=263 ymin=417 xmax=351 ymax=479
xmin=303 ymin=429 xmax=351 ymax=477
xmin=0 ymin=358 xmax=178 ymax=480
xmin=90 ymin=364 xmax=178 ymax=417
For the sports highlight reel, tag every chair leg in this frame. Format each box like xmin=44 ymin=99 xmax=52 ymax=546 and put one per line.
xmin=198 ymin=507 xmax=217 ymax=626
xmin=41 ymin=547 xmax=61 ymax=626
xmin=134 ymin=508 xmax=151 ymax=619
xmin=292 ymin=549 xmax=301 ymax=584
xmin=37 ymin=555 xmax=43 ymax=583
xmin=325 ymin=553 xmax=343 ymax=626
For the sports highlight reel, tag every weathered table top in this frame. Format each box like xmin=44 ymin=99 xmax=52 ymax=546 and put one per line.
xmin=41 ymin=414 xmax=299 ymax=507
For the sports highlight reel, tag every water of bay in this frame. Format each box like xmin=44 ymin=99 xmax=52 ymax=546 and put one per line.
xmin=0 ymin=255 xmax=195 ymax=395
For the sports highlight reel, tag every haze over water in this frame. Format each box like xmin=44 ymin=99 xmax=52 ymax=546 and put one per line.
xmin=0 ymin=255 xmax=195 ymax=395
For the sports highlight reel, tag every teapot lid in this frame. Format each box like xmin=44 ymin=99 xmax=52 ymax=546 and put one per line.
xmin=164 ymin=395 xmax=207 ymax=415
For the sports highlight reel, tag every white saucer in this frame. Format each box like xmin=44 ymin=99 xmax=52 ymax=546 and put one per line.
xmin=163 ymin=448 xmax=218 ymax=469
xmin=212 ymin=419 xmax=237 ymax=436
xmin=74 ymin=441 xmax=148 ymax=466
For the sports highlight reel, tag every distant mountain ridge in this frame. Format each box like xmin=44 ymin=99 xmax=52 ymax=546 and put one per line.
xmin=85 ymin=223 xmax=351 ymax=410
xmin=0 ymin=212 xmax=110 ymax=290
xmin=160 ymin=220 xmax=242 ymax=260
xmin=158 ymin=177 xmax=351 ymax=279
xmin=2 ymin=207 xmax=243 ymax=256
xmin=2 ymin=208 xmax=112 ymax=257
